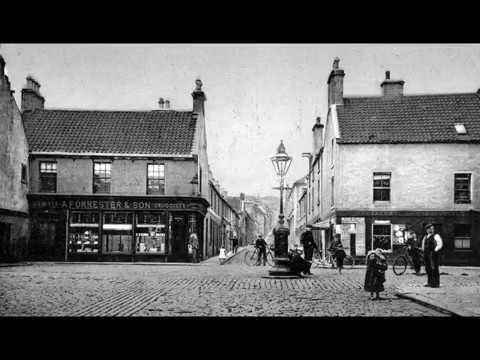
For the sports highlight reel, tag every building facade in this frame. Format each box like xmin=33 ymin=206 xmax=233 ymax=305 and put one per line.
xmin=205 ymin=179 xmax=239 ymax=257
xmin=285 ymin=176 xmax=307 ymax=248
xmin=0 ymin=55 xmax=30 ymax=261
xmin=22 ymin=75 xmax=211 ymax=262
xmin=307 ymin=58 xmax=480 ymax=265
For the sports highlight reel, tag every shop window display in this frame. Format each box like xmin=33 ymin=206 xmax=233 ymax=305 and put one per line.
xmin=136 ymin=212 xmax=167 ymax=254
xmin=102 ymin=212 xmax=133 ymax=254
xmin=69 ymin=212 xmax=100 ymax=253
xmin=372 ymin=224 xmax=392 ymax=251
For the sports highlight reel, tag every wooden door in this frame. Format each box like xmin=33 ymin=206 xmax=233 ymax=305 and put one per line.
xmin=0 ymin=223 xmax=11 ymax=261
xmin=171 ymin=215 xmax=187 ymax=260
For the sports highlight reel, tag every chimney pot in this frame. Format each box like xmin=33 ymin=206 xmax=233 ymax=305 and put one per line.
xmin=165 ymin=99 xmax=170 ymax=109
xmin=380 ymin=71 xmax=405 ymax=99
xmin=327 ymin=57 xmax=345 ymax=106
xmin=333 ymin=57 xmax=340 ymax=70
xmin=192 ymin=78 xmax=206 ymax=115
xmin=158 ymin=97 xmax=164 ymax=109
xmin=22 ymin=75 xmax=45 ymax=112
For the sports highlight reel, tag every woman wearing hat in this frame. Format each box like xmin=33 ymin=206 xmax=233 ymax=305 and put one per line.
xmin=364 ymin=248 xmax=388 ymax=300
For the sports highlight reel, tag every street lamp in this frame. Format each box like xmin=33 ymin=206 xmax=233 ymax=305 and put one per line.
xmin=267 ymin=140 xmax=299 ymax=277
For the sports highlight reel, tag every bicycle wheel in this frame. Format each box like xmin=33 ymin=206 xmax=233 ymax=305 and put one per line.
xmin=244 ymin=250 xmax=256 ymax=266
xmin=311 ymin=252 xmax=321 ymax=269
xmin=344 ymin=255 xmax=355 ymax=268
xmin=393 ymin=256 xmax=407 ymax=275
xmin=266 ymin=252 xmax=274 ymax=266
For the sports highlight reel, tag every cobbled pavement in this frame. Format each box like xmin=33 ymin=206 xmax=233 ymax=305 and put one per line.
xmin=2 ymin=260 xmax=477 ymax=317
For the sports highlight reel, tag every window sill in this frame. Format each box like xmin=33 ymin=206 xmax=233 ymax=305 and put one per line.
xmin=373 ymin=201 xmax=391 ymax=205
xmin=453 ymin=249 xmax=473 ymax=253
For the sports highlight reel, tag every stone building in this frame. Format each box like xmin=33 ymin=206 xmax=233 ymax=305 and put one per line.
xmin=22 ymin=76 xmax=211 ymax=262
xmin=0 ymin=55 xmax=30 ymax=261
xmin=285 ymin=176 xmax=307 ymax=248
xmin=206 ymin=179 xmax=239 ymax=257
xmin=307 ymin=58 xmax=480 ymax=265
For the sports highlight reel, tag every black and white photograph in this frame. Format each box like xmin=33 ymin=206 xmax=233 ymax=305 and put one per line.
xmin=0 ymin=43 xmax=479 ymax=318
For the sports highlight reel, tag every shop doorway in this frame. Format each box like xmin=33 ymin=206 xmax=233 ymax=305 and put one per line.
xmin=32 ymin=218 xmax=57 ymax=260
xmin=350 ymin=234 xmax=356 ymax=257
xmin=0 ymin=222 xmax=11 ymax=261
xmin=171 ymin=215 xmax=188 ymax=260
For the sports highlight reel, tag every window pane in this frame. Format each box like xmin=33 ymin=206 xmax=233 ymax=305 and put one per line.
xmin=455 ymin=174 xmax=471 ymax=203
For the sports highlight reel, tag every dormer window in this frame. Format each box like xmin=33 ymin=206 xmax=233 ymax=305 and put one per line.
xmin=454 ymin=123 xmax=467 ymax=134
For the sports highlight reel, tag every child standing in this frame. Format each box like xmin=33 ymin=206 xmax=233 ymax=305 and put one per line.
xmin=364 ymin=248 xmax=388 ymax=300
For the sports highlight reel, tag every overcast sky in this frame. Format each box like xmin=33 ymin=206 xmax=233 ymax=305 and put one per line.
xmin=2 ymin=44 xmax=480 ymax=197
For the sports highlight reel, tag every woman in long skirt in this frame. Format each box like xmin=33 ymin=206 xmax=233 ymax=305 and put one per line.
xmin=364 ymin=248 xmax=388 ymax=300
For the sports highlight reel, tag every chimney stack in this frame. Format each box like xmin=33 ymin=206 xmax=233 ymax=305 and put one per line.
xmin=165 ymin=99 xmax=170 ymax=110
xmin=327 ymin=57 xmax=345 ymax=106
xmin=312 ymin=116 xmax=324 ymax=155
xmin=21 ymin=75 xmax=45 ymax=112
xmin=158 ymin=97 xmax=165 ymax=109
xmin=381 ymin=70 xmax=404 ymax=99
xmin=192 ymin=78 xmax=206 ymax=116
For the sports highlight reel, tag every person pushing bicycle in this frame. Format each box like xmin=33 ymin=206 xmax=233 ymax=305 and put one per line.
xmin=255 ymin=234 xmax=267 ymax=266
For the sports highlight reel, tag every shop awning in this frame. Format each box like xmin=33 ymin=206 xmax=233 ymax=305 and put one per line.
xmin=311 ymin=219 xmax=331 ymax=229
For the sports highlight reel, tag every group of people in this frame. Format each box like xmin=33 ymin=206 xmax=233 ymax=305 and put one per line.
xmin=288 ymin=222 xmax=444 ymax=300
xmin=191 ymin=222 xmax=444 ymax=299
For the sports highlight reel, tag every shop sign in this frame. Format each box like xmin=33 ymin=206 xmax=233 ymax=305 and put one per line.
xmin=30 ymin=199 xmax=203 ymax=211
xmin=341 ymin=217 xmax=365 ymax=224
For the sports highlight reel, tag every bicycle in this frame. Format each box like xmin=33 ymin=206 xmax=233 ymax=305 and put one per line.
xmin=244 ymin=245 xmax=274 ymax=266
xmin=392 ymin=245 xmax=424 ymax=275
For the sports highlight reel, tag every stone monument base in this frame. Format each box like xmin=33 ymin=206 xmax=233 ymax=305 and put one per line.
xmin=267 ymin=257 xmax=301 ymax=277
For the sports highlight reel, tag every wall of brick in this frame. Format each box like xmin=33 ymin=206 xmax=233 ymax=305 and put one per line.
xmin=0 ymin=68 xmax=30 ymax=261
xmin=337 ymin=143 xmax=480 ymax=211
xmin=0 ymin=84 xmax=29 ymax=214
xmin=29 ymin=157 xmax=197 ymax=196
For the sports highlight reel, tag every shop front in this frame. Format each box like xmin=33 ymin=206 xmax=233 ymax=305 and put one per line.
xmin=28 ymin=195 xmax=208 ymax=262
xmin=335 ymin=211 xmax=480 ymax=265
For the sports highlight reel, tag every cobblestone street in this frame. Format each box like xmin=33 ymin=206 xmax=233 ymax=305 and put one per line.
xmin=4 ymin=259 xmax=477 ymax=317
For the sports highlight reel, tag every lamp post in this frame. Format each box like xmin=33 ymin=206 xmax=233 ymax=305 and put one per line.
xmin=267 ymin=140 xmax=299 ymax=277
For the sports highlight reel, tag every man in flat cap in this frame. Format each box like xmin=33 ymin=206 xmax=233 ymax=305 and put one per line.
xmin=421 ymin=224 xmax=443 ymax=287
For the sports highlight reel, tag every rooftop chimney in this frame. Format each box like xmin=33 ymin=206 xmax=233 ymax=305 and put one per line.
xmin=158 ymin=97 xmax=165 ymax=109
xmin=381 ymin=70 xmax=404 ymax=99
xmin=21 ymin=75 xmax=45 ymax=112
xmin=312 ymin=116 xmax=324 ymax=155
xmin=165 ymin=99 xmax=170 ymax=110
xmin=327 ymin=57 xmax=345 ymax=106
xmin=192 ymin=78 xmax=206 ymax=116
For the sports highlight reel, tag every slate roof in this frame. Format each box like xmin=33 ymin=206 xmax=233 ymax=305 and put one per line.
xmin=23 ymin=109 xmax=197 ymax=155
xmin=336 ymin=93 xmax=480 ymax=144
